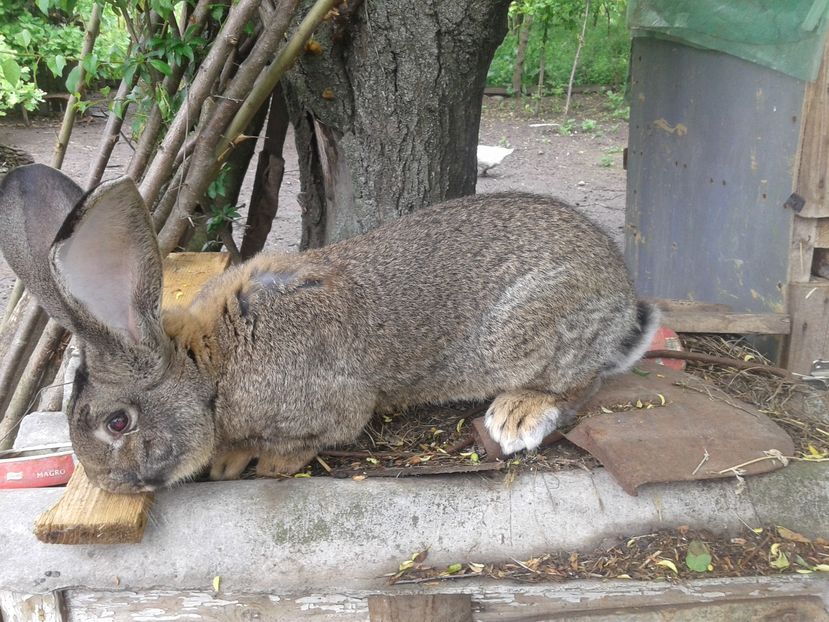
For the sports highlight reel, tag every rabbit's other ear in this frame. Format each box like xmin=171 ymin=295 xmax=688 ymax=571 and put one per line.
xmin=50 ymin=175 xmax=167 ymax=355
xmin=0 ymin=164 xmax=85 ymax=327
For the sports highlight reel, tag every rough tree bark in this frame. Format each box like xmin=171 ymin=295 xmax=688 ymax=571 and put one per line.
xmin=283 ymin=0 xmax=511 ymax=248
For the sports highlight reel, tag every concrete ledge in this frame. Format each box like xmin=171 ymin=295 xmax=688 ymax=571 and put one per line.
xmin=0 ymin=463 xmax=827 ymax=594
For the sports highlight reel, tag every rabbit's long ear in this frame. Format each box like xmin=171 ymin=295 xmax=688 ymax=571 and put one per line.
xmin=0 ymin=164 xmax=85 ymax=328
xmin=49 ymin=176 xmax=170 ymax=377
xmin=0 ymin=164 xmax=169 ymax=380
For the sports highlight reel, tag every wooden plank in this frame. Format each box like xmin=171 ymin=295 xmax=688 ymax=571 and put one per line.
xmin=0 ymin=590 xmax=65 ymax=622
xmin=32 ymin=253 xmax=229 ymax=545
xmin=58 ymin=581 xmax=829 ymax=622
xmin=795 ymin=34 xmax=829 ymax=218
xmin=816 ymin=219 xmax=829 ymax=248
xmin=368 ymin=595 xmax=472 ymax=622
xmin=661 ymin=311 xmax=791 ymax=335
xmin=649 ymin=298 xmax=732 ymax=314
xmin=785 ymin=281 xmax=829 ymax=374
xmin=33 ymin=464 xmax=154 ymax=544
xmin=161 ymin=252 xmax=231 ymax=309
xmin=789 ymin=215 xmax=819 ymax=283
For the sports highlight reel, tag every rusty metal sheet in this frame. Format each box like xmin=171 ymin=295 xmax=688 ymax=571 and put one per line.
xmin=565 ymin=361 xmax=795 ymax=495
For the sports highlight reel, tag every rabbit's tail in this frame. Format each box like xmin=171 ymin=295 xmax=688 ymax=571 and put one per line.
xmin=602 ymin=301 xmax=661 ymax=376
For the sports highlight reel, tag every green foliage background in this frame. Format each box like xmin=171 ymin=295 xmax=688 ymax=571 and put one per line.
xmin=488 ymin=0 xmax=630 ymax=94
xmin=0 ymin=0 xmax=127 ymax=115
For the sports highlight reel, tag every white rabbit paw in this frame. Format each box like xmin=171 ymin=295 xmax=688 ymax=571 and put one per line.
xmin=484 ymin=390 xmax=562 ymax=455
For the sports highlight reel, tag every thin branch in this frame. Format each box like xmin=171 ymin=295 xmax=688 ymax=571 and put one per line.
xmin=53 ymin=3 xmax=103 ymax=169
xmin=0 ymin=321 xmax=65 ymax=450
xmin=87 ymin=70 xmax=139 ymax=187
xmin=157 ymin=0 xmax=300 ymax=253
xmin=563 ymin=0 xmax=591 ymax=117
xmin=138 ymin=0 xmax=264 ymax=208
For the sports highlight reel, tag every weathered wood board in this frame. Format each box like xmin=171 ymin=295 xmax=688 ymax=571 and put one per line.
xmin=785 ymin=280 xmax=829 ymax=374
xmin=795 ymin=34 xmax=829 ymax=219
xmin=625 ymin=38 xmax=804 ymax=315
xmin=34 ymin=464 xmax=153 ymax=544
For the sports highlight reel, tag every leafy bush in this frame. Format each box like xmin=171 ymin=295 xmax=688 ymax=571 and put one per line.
xmin=0 ymin=33 xmax=45 ymax=116
xmin=0 ymin=0 xmax=128 ymax=97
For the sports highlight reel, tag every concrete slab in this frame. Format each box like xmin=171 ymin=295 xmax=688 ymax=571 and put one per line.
xmin=0 ymin=462 xmax=826 ymax=595
xmin=12 ymin=412 xmax=69 ymax=450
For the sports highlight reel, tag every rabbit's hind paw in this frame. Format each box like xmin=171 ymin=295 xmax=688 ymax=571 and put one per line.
xmin=256 ymin=448 xmax=317 ymax=478
xmin=484 ymin=390 xmax=562 ymax=455
xmin=210 ymin=448 xmax=256 ymax=480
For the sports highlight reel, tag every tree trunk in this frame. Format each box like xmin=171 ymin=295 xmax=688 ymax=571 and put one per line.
xmin=564 ymin=0 xmax=591 ymax=118
xmin=283 ymin=0 xmax=511 ymax=248
xmin=512 ymin=13 xmax=532 ymax=96
xmin=536 ymin=18 xmax=550 ymax=100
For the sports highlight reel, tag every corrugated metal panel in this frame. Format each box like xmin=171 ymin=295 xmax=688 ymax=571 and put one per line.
xmin=625 ymin=38 xmax=805 ymax=313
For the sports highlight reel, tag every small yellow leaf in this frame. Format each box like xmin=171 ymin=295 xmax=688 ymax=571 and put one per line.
xmin=382 ymin=415 xmax=392 ymax=423
xmin=656 ymin=559 xmax=678 ymax=573
xmin=293 ymin=472 xmax=311 ymax=478
xmin=468 ymin=562 xmax=485 ymax=573
xmin=366 ymin=457 xmax=379 ymax=465
xmin=813 ymin=564 xmax=829 ymax=572
xmin=398 ymin=559 xmax=414 ymax=571
xmin=770 ymin=543 xmax=781 ymax=555
xmin=456 ymin=418 xmax=465 ymax=433
xmin=657 ymin=393 xmax=666 ymax=406
xmin=635 ymin=399 xmax=643 ymax=408
xmin=601 ymin=406 xmax=613 ymax=414
xmin=468 ymin=452 xmax=480 ymax=463
xmin=777 ymin=526 xmax=811 ymax=543
xmin=616 ymin=573 xmax=632 ymax=579
xmin=752 ymin=527 xmax=764 ymax=534
xmin=743 ymin=354 xmax=755 ymax=362
xmin=707 ymin=564 xmax=714 ymax=571
xmin=212 ymin=576 xmax=221 ymax=592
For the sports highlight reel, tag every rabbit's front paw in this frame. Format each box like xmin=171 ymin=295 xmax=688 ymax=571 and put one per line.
xmin=256 ymin=448 xmax=318 ymax=477
xmin=484 ymin=390 xmax=562 ymax=455
xmin=210 ymin=449 xmax=256 ymax=480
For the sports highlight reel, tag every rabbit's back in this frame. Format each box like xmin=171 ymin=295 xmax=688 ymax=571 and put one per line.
xmin=310 ymin=192 xmax=640 ymax=405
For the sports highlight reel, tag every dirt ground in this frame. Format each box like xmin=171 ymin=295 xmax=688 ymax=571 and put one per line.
xmin=0 ymin=93 xmax=627 ymax=309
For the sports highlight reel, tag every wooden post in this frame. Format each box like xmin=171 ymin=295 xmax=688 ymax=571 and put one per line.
xmin=0 ymin=591 xmax=65 ymax=622
xmin=368 ymin=595 xmax=472 ymax=622
xmin=786 ymin=34 xmax=829 ymax=370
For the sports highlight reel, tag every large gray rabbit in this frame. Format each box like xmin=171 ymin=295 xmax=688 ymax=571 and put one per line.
xmin=0 ymin=164 xmax=658 ymax=493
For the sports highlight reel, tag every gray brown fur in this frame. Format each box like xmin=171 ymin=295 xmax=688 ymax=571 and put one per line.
xmin=0 ymin=164 xmax=658 ymax=492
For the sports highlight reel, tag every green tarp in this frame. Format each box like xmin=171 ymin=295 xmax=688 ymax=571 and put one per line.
xmin=628 ymin=0 xmax=829 ymax=81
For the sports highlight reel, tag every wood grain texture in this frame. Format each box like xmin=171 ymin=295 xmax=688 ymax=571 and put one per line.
xmin=661 ymin=311 xmax=791 ymax=335
xmin=795 ymin=35 xmax=829 ymax=219
xmin=368 ymin=595 xmax=472 ymax=622
xmin=0 ymin=590 xmax=65 ymax=622
xmin=816 ymin=219 xmax=829 ymax=248
xmin=785 ymin=281 xmax=829 ymax=374
xmin=160 ymin=252 xmax=231 ymax=309
xmin=33 ymin=464 xmax=154 ymax=544
xmin=32 ymin=253 xmax=229 ymax=545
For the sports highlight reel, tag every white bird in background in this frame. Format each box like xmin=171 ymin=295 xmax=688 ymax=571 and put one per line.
xmin=477 ymin=145 xmax=514 ymax=176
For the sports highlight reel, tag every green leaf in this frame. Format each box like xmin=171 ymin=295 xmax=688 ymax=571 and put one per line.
xmin=149 ymin=59 xmax=172 ymax=76
xmin=685 ymin=540 xmax=712 ymax=573
xmin=1 ymin=59 xmax=21 ymax=88
xmin=15 ymin=30 xmax=32 ymax=48
xmin=632 ymin=367 xmax=651 ymax=377
xmin=445 ymin=563 xmax=463 ymax=575
xmin=81 ymin=53 xmax=98 ymax=78
xmin=656 ymin=559 xmax=678 ymax=573
xmin=65 ymin=65 xmax=81 ymax=94
xmin=113 ymin=99 xmax=128 ymax=120
xmin=46 ymin=54 xmax=67 ymax=78
xmin=36 ymin=0 xmax=50 ymax=15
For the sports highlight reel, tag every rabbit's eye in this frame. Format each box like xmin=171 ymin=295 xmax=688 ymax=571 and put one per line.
xmin=106 ymin=410 xmax=130 ymax=434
